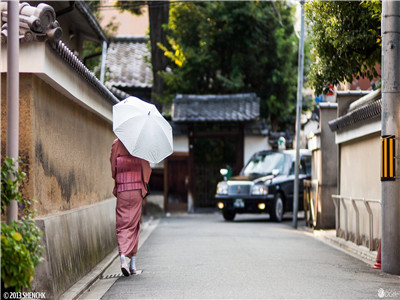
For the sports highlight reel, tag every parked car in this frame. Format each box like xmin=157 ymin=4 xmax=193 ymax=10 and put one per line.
xmin=215 ymin=149 xmax=311 ymax=222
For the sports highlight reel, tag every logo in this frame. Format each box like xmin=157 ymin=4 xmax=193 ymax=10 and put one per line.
xmin=378 ymin=288 xmax=400 ymax=298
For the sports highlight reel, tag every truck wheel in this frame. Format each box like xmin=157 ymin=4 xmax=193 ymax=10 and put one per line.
xmin=270 ymin=193 xmax=284 ymax=222
xmin=222 ymin=210 xmax=236 ymax=221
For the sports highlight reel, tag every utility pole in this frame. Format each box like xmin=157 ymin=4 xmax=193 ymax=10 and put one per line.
xmin=293 ymin=0 xmax=305 ymax=229
xmin=381 ymin=0 xmax=400 ymax=275
xmin=6 ymin=0 xmax=20 ymax=224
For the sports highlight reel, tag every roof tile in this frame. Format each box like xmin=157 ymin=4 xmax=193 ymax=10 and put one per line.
xmin=105 ymin=37 xmax=153 ymax=89
xmin=172 ymin=93 xmax=260 ymax=122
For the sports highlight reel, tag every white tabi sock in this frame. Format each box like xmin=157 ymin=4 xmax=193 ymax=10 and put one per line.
xmin=130 ymin=256 xmax=136 ymax=270
xmin=120 ymin=254 xmax=127 ymax=266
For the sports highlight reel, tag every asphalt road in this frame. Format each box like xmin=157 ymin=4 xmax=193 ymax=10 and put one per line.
xmin=101 ymin=213 xmax=400 ymax=299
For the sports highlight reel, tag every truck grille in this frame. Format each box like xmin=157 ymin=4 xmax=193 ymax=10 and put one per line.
xmin=228 ymin=184 xmax=251 ymax=196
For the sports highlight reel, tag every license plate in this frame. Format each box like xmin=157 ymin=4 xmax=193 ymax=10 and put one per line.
xmin=234 ymin=199 xmax=245 ymax=208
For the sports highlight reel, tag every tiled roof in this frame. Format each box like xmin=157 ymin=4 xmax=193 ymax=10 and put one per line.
xmin=55 ymin=41 xmax=119 ymax=104
xmin=329 ymin=89 xmax=381 ymax=132
xmin=172 ymin=93 xmax=260 ymax=122
xmin=328 ymin=99 xmax=381 ymax=132
xmin=1 ymin=2 xmax=119 ymax=105
xmin=1 ymin=2 xmax=62 ymax=44
xmin=105 ymin=37 xmax=153 ymax=89
xmin=105 ymin=84 xmax=130 ymax=100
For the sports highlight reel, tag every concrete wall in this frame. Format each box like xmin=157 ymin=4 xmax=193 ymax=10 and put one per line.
xmin=33 ymin=199 xmax=117 ymax=299
xmin=318 ymin=105 xmax=337 ymax=229
xmin=339 ymin=132 xmax=381 ymax=249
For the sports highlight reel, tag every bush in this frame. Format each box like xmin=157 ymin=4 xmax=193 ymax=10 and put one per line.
xmin=1 ymin=158 xmax=44 ymax=292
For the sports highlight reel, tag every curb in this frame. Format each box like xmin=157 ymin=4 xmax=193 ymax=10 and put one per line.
xmin=59 ymin=248 xmax=119 ymax=300
xmin=59 ymin=216 xmax=155 ymax=300
xmin=302 ymin=227 xmax=377 ymax=266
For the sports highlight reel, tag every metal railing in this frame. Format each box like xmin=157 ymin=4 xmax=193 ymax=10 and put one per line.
xmin=303 ymin=180 xmax=320 ymax=228
xmin=332 ymin=195 xmax=381 ymax=251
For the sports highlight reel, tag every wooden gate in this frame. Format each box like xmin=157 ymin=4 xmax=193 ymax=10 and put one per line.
xmin=165 ymin=153 xmax=189 ymax=212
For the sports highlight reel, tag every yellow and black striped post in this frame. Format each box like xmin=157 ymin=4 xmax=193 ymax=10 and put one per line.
xmin=381 ymin=135 xmax=396 ymax=181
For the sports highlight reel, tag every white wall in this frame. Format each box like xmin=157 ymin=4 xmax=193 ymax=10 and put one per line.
xmin=173 ymin=135 xmax=189 ymax=152
xmin=339 ymin=132 xmax=381 ymax=247
xmin=244 ymin=136 xmax=271 ymax=164
xmin=172 ymin=134 xmax=270 ymax=166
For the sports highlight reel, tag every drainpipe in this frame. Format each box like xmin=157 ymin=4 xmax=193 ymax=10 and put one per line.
xmin=293 ymin=0 xmax=305 ymax=229
xmin=381 ymin=0 xmax=400 ymax=275
xmin=6 ymin=0 xmax=19 ymax=224
xmin=100 ymin=40 xmax=107 ymax=84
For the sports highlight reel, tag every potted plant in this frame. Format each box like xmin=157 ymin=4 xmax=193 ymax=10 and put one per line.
xmin=1 ymin=158 xmax=45 ymax=292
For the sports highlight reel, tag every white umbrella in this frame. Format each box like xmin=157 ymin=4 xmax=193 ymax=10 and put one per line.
xmin=113 ymin=96 xmax=173 ymax=164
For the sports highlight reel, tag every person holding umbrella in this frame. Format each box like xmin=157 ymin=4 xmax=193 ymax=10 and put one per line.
xmin=111 ymin=97 xmax=173 ymax=276
xmin=110 ymin=138 xmax=151 ymax=276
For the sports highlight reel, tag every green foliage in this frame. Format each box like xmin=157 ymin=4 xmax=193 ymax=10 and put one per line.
xmin=305 ymin=0 xmax=381 ymax=95
xmin=1 ymin=158 xmax=44 ymax=292
xmin=83 ymin=1 xmax=120 ymax=76
xmin=1 ymin=157 xmax=25 ymax=214
xmin=114 ymin=0 xmax=146 ymax=16
xmin=1 ymin=222 xmax=35 ymax=291
xmin=160 ymin=1 xmax=301 ymax=131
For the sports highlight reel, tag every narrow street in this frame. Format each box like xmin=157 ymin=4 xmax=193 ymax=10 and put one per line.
xmin=95 ymin=213 xmax=399 ymax=299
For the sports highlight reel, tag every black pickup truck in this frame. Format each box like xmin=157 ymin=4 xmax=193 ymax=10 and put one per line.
xmin=215 ymin=149 xmax=311 ymax=222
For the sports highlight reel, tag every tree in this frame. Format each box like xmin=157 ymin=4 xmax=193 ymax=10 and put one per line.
xmin=305 ymin=0 xmax=381 ymax=95
xmin=159 ymin=1 xmax=300 ymax=131
xmin=84 ymin=1 xmax=119 ymax=77
xmin=114 ymin=1 xmax=169 ymax=106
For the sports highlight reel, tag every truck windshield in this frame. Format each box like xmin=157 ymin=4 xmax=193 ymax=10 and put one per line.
xmin=242 ymin=152 xmax=286 ymax=176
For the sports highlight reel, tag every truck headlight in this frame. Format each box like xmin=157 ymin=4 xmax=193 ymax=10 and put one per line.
xmin=251 ymin=183 xmax=268 ymax=195
xmin=216 ymin=181 xmax=228 ymax=195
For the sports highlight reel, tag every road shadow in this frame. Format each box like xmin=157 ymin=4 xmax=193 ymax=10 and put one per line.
xmin=218 ymin=213 xmax=304 ymax=224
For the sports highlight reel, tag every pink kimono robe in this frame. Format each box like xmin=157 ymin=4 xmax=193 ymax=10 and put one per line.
xmin=110 ymin=139 xmax=152 ymax=258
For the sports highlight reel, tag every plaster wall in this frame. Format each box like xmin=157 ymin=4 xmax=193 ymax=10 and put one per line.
xmin=173 ymin=135 xmax=189 ymax=152
xmin=1 ymin=72 xmax=118 ymax=297
xmin=32 ymin=75 xmax=115 ymax=216
xmin=1 ymin=74 xmax=35 ymax=203
xmin=244 ymin=136 xmax=270 ymax=164
xmin=339 ymin=132 xmax=381 ymax=248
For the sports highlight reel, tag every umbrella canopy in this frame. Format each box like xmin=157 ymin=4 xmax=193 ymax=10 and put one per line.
xmin=113 ymin=97 xmax=173 ymax=164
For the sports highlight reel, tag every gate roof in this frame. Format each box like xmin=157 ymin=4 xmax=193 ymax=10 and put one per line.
xmin=172 ymin=93 xmax=260 ymax=122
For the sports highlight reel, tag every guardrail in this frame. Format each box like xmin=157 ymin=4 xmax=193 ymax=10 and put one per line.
xmin=303 ymin=180 xmax=320 ymax=228
xmin=331 ymin=195 xmax=381 ymax=251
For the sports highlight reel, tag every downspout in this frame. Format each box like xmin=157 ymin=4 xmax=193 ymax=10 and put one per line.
xmin=100 ymin=40 xmax=107 ymax=84
xmin=6 ymin=0 xmax=19 ymax=224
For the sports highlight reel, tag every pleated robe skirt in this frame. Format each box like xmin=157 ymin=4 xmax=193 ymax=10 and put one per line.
xmin=115 ymin=189 xmax=142 ymax=258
